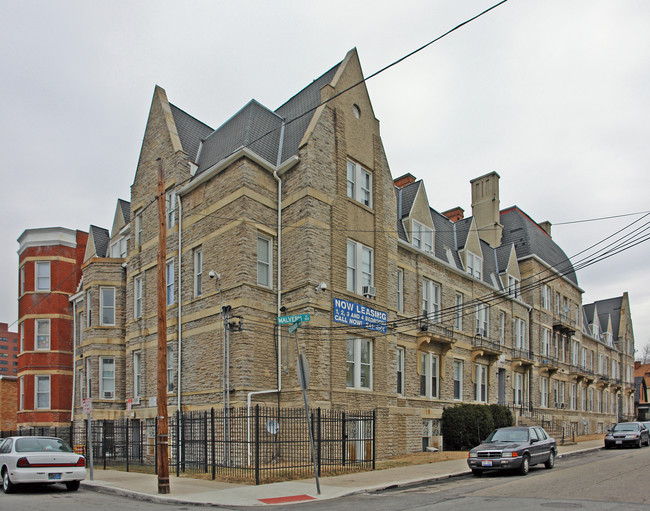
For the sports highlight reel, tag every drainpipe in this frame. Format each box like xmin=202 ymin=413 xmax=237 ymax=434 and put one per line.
xmin=246 ymin=123 xmax=285 ymax=465
xmin=177 ymin=194 xmax=183 ymax=416
xmin=71 ymin=299 xmax=77 ymax=423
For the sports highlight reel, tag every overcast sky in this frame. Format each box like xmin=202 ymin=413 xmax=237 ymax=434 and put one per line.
xmin=2 ymin=1 xmax=648 ymax=352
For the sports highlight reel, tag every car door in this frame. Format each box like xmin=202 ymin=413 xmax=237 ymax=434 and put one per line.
xmin=528 ymin=427 xmax=543 ymax=465
xmin=534 ymin=427 xmax=552 ymax=462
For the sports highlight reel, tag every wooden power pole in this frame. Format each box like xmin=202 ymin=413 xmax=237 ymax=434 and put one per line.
xmin=156 ymin=158 xmax=170 ymax=494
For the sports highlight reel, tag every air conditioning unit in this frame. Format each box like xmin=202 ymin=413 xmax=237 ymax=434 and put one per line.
xmin=103 ymin=391 xmax=114 ymax=399
xmin=132 ymin=396 xmax=140 ymax=405
xmin=362 ymin=285 xmax=376 ymax=298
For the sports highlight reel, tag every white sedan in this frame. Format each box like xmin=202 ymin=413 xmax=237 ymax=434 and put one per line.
xmin=0 ymin=436 xmax=86 ymax=493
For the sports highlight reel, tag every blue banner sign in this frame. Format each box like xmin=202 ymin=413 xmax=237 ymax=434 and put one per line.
xmin=333 ymin=298 xmax=387 ymax=333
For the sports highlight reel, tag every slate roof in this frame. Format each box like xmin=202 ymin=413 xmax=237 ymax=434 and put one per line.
xmin=89 ymin=225 xmax=110 ymax=258
xmin=172 ymin=60 xmax=342 ymax=176
xmin=170 ymin=104 xmax=214 ymax=162
xmin=495 ymin=244 xmax=513 ymax=274
xmin=500 ymin=206 xmax=578 ymax=286
xmin=584 ymin=296 xmax=623 ymax=340
xmin=117 ymin=199 xmax=131 ymax=224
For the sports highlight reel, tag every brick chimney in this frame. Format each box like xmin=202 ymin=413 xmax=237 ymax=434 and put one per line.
xmin=442 ymin=207 xmax=464 ymax=223
xmin=539 ymin=221 xmax=552 ymax=238
xmin=394 ymin=173 xmax=416 ymax=189
xmin=470 ymin=171 xmax=503 ymax=248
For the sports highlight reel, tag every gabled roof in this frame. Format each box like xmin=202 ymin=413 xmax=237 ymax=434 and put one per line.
xmin=454 ymin=217 xmax=472 ymax=251
xmin=500 ymin=206 xmax=578 ymax=286
xmin=178 ymin=59 xmax=342 ymax=176
xmin=585 ymin=296 xmax=624 ymax=340
xmin=88 ymin=225 xmax=110 ymax=258
xmin=117 ymin=199 xmax=131 ymax=224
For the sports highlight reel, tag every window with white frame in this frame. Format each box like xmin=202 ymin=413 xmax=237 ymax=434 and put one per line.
xmin=396 ymin=347 xmax=405 ymax=395
xmin=499 ymin=311 xmax=506 ymax=344
xmin=35 ymin=375 xmax=50 ymax=409
xmin=422 ymin=279 xmax=441 ymax=323
xmin=553 ymin=380 xmax=559 ymax=407
xmin=35 ymin=261 xmax=51 ymax=291
xmin=466 ymin=251 xmax=482 ymax=279
xmin=20 ymin=265 xmax=25 ymax=295
xmin=412 ymin=220 xmax=433 ymax=253
xmin=581 ymin=385 xmax=587 ymax=411
xmin=86 ymin=358 xmax=92 ymax=399
xmin=166 ymin=190 xmax=177 ymax=228
xmin=420 ymin=353 xmax=439 ymax=399
xmin=257 ymin=235 xmax=272 ymax=287
xmin=19 ymin=322 xmax=24 ymax=352
xmin=507 ymin=275 xmax=520 ymax=298
xmin=474 ymin=363 xmax=488 ymax=402
xmin=167 ymin=344 xmax=174 ymax=392
xmin=514 ymin=318 xmax=527 ymax=350
xmin=135 ymin=211 xmax=143 ymax=248
xmin=35 ymin=319 xmax=50 ymax=350
xmin=455 ymin=294 xmax=463 ymax=331
xmin=572 ymin=341 xmax=579 ymax=365
xmin=346 ymin=240 xmax=373 ymax=294
xmin=540 ymin=377 xmax=549 ymax=407
xmin=542 ymin=285 xmax=551 ymax=310
xmin=193 ymin=247 xmax=203 ymax=297
xmin=100 ymin=357 xmax=115 ymax=399
xmin=75 ymin=310 xmax=83 ymax=346
xmin=133 ymin=351 xmax=142 ymax=397
xmin=560 ymin=381 xmax=565 ymax=407
xmin=134 ymin=275 xmax=143 ymax=318
xmin=514 ymin=372 xmax=523 ymax=405
xmin=346 ymin=160 xmax=372 ymax=207
xmin=19 ymin=376 xmax=24 ymax=410
xmin=453 ymin=360 xmax=463 ymax=400
xmin=346 ymin=338 xmax=372 ymax=389
xmin=588 ymin=387 xmax=594 ymax=411
xmin=100 ymin=287 xmax=115 ymax=326
xmin=541 ymin=327 xmax=551 ymax=356
xmin=86 ymin=290 xmax=92 ymax=327
xmin=166 ymin=260 xmax=175 ymax=306
xmin=397 ymin=269 xmax=404 ymax=313
xmin=555 ymin=292 xmax=561 ymax=315
xmin=476 ymin=303 xmax=489 ymax=337
xmin=570 ymin=383 xmax=577 ymax=410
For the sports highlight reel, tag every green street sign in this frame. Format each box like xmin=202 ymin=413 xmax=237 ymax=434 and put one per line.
xmin=288 ymin=319 xmax=302 ymax=334
xmin=277 ymin=314 xmax=310 ymax=325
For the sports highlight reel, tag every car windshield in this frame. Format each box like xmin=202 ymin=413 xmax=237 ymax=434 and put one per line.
xmin=485 ymin=429 xmax=529 ymax=443
xmin=612 ymin=423 xmax=639 ymax=432
xmin=15 ymin=437 xmax=73 ymax=453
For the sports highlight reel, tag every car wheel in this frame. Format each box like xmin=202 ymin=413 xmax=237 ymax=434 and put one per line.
xmin=637 ymin=439 xmax=643 ymax=449
xmin=518 ymin=454 xmax=530 ymax=476
xmin=544 ymin=450 xmax=555 ymax=469
xmin=471 ymin=469 xmax=483 ymax=477
xmin=604 ymin=443 xmax=611 ymax=449
xmin=65 ymin=481 xmax=80 ymax=491
xmin=2 ymin=469 xmax=15 ymax=494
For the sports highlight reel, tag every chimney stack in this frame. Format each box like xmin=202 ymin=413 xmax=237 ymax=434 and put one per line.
xmin=393 ymin=173 xmax=416 ymax=189
xmin=470 ymin=171 xmax=503 ymax=248
xmin=442 ymin=207 xmax=464 ymax=223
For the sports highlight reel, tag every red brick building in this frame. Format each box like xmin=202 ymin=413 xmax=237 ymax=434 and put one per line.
xmin=17 ymin=228 xmax=87 ymax=428
xmin=0 ymin=322 xmax=19 ymax=376
xmin=0 ymin=375 xmax=17 ymax=430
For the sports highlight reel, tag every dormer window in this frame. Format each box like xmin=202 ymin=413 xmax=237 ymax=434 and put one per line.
xmin=412 ymin=221 xmax=433 ymax=253
xmin=346 ymin=160 xmax=372 ymax=207
xmin=590 ymin=323 xmax=599 ymax=337
xmin=466 ymin=251 xmax=482 ymax=279
xmin=507 ymin=275 xmax=520 ymax=298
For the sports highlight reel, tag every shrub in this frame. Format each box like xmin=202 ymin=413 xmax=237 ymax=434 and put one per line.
xmin=442 ymin=404 xmax=512 ymax=450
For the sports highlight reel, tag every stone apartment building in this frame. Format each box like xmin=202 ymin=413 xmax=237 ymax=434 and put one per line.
xmin=40 ymin=48 xmax=635 ymax=457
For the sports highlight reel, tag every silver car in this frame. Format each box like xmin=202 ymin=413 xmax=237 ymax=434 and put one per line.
xmin=0 ymin=436 xmax=86 ymax=493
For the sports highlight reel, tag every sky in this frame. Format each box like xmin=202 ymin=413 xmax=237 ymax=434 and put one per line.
xmin=1 ymin=1 xmax=648 ymax=352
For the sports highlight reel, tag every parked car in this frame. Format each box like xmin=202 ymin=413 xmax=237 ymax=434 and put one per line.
xmin=0 ymin=436 xmax=86 ymax=493
xmin=604 ymin=422 xmax=650 ymax=449
xmin=467 ymin=426 xmax=557 ymax=476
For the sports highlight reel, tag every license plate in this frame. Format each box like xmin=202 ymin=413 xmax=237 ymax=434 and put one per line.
xmin=481 ymin=460 xmax=493 ymax=467
xmin=616 ymin=440 xmax=622 ymax=445
xmin=48 ymin=473 xmax=61 ymax=480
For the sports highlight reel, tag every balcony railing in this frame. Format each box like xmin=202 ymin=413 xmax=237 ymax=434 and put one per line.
xmin=553 ymin=313 xmax=577 ymax=334
xmin=471 ymin=334 xmax=502 ymax=355
xmin=512 ymin=347 xmax=535 ymax=364
xmin=537 ymin=354 xmax=560 ymax=372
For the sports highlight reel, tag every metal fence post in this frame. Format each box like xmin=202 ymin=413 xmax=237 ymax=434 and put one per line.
xmin=341 ymin=411 xmax=346 ymax=467
xmin=372 ymin=409 xmax=376 ymax=470
xmin=126 ymin=418 xmax=130 ymax=472
xmin=176 ymin=410 xmax=180 ymax=478
xmin=211 ymin=408 xmax=216 ymax=480
xmin=102 ymin=420 xmax=107 ymax=470
xmin=204 ymin=410 xmax=208 ymax=474
xmin=317 ymin=407 xmax=322 ymax=477
xmin=255 ymin=404 xmax=260 ymax=485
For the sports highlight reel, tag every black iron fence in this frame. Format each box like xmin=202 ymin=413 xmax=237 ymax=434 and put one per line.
xmin=2 ymin=406 xmax=375 ymax=484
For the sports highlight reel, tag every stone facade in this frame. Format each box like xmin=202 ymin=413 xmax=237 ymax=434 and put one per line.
xmin=54 ymin=49 xmax=636 ymax=458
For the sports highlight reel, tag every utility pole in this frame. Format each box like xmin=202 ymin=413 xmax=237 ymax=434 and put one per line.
xmin=156 ymin=158 xmax=170 ymax=494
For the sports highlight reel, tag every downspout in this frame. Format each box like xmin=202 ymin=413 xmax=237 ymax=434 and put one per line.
xmin=247 ymin=121 xmax=285 ymax=465
xmin=71 ymin=298 xmax=77 ymax=423
xmin=177 ymin=194 xmax=183 ymax=416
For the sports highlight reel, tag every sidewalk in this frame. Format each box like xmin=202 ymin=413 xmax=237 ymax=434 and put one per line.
xmin=81 ymin=439 xmax=604 ymax=507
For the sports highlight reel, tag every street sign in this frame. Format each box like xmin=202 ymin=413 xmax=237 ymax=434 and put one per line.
xmin=298 ymin=353 xmax=310 ymax=389
xmin=288 ymin=319 xmax=302 ymax=334
xmin=277 ymin=314 xmax=310 ymax=325
xmin=82 ymin=398 xmax=92 ymax=415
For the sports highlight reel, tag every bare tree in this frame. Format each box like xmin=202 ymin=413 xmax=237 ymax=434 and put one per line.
xmin=639 ymin=343 xmax=650 ymax=364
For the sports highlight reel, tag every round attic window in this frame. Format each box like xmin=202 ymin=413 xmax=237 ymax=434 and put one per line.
xmin=352 ymin=104 xmax=361 ymax=119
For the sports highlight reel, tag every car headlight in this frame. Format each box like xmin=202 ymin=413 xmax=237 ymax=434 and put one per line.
xmin=502 ymin=451 xmax=517 ymax=458
xmin=626 ymin=434 xmax=639 ymax=439
xmin=468 ymin=452 xmax=477 ymax=459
